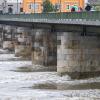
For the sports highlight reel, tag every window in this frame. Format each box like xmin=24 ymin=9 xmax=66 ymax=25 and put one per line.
xmin=57 ymin=40 xmax=61 ymax=45
xmin=66 ymin=5 xmax=70 ymax=10
xmin=20 ymin=8 xmax=23 ymax=12
xmin=71 ymin=5 xmax=78 ymax=11
xmin=29 ymin=4 xmax=31 ymax=9
xmin=29 ymin=3 xmax=39 ymax=10
xmin=8 ymin=7 xmax=13 ymax=14
xmin=55 ymin=3 xmax=61 ymax=10
xmin=8 ymin=5 xmax=13 ymax=6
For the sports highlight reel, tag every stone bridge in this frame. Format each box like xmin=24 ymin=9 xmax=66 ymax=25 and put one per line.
xmin=0 ymin=12 xmax=100 ymax=78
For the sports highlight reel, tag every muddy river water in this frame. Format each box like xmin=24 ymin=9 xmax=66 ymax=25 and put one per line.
xmin=0 ymin=53 xmax=100 ymax=100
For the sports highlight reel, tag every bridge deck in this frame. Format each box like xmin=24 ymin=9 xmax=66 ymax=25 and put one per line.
xmin=0 ymin=12 xmax=100 ymax=26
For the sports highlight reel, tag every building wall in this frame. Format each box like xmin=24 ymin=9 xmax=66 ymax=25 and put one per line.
xmin=23 ymin=0 xmax=43 ymax=13
xmin=23 ymin=0 xmax=84 ymax=13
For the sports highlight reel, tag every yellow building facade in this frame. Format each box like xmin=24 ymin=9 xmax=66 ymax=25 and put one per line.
xmin=61 ymin=0 xmax=84 ymax=12
xmin=23 ymin=0 xmax=84 ymax=13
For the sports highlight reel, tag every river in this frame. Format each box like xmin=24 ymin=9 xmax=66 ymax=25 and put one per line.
xmin=0 ymin=50 xmax=100 ymax=100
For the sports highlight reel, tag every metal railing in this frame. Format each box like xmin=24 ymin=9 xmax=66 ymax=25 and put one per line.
xmin=0 ymin=11 xmax=100 ymax=22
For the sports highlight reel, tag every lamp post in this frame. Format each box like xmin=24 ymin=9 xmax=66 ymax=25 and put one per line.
xmin=17 ymin=0 xmax=18 ymax=14
xmin=34 ymin=0 xmax=36 ymax=13
xmin=3 ymin=0 xmax=7 ymax=14
xmin=59 ymin=0 xmax=61 ymax=12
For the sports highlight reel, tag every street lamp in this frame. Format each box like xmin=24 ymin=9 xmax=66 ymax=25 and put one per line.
xmin=59 ymin=0 xmax=61 ymax=12
xmin=3 ymin=0 xmax=7 ymax=14
xmin=34 ymin=0 xmax=36 ymax=13
xmin=17 ymin=0 xmax=18 ymax=14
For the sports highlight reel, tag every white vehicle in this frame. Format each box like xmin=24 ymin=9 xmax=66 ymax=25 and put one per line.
xmin=91 ymin=8 xmax=96 ymax=11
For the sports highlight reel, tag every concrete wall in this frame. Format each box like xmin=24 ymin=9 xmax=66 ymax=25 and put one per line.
xmin=57 ymin=32 xmax=100 ymax=78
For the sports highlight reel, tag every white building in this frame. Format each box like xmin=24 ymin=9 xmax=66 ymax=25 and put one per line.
xmin=3 ymin=0 xmax=23 ymax=14
xmin=88 ymin=0 xmax=100 ymax=11
xmin=0 ymin=0 xmax=4 ymax=13
xmin=88 ymin=0 xmax=100 ymax=5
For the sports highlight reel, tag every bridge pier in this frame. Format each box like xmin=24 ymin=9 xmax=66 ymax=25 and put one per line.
xmin=15 ymin=27 xmax=31 ymax=58
xmin=32 ymin=29 xmax=57 ymax=70
xmin=57 ymin=32 xmax=100 ymax=78
xmin=2 ymin=25 xmax=15 ymax=51
xmin=0 ymin=25 xmax=3 ymax=47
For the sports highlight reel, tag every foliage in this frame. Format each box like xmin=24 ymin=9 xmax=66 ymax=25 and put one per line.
xmin=42 ymin=0 xmax=54 ymax=13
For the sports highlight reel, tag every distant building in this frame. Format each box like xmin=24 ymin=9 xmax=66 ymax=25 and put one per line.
xmin=88 ymin=0 xmax=100 ymax=6
xmin=88 ymin=0 xmax=100 ymax=11
xmin=23 ymin=0 xmax=85 ymax=13
xmin=0 ymin=0 xmax=4 ymax=13
xmin=3 ymin=0 xmax=23 ymax=14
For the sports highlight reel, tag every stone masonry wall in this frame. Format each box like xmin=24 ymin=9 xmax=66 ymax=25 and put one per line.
xmin=2 ymin=25 xmax=15 ymax=50
xmin=14 ymin=27 xmax=32 ymax=58
xmin=32 ymin=29 xmax=57 ymax=66
xmin=57 ymin=32 xmax=100 ymax=75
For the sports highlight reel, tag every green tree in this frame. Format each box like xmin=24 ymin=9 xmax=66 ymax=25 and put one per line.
xmin=42 ymin=0 xmax=54 ymax=13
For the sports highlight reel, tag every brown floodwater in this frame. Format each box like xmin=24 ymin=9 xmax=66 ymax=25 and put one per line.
xmin=31 ymin=82 xmax=100 ymax=90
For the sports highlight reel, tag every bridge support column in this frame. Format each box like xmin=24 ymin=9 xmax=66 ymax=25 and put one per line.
xmin=2 ymin=25 xmax=15 ymax=51
xmin=15 ymin=27 xmax=31 ymax=59
xmin=32 ymin=29 xmax=57 ymax=70
xmin=57 ymin=32 xmax=100 ymax=79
